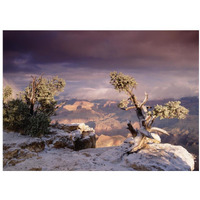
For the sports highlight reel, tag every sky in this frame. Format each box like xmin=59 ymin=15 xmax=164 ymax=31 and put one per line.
xmin=3 ymin=31 xmax=199 ymax=101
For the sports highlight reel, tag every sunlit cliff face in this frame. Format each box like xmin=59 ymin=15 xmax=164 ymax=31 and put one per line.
xmin=63 ymin=101 xmax=95 ymax=111
xmin=3 ymin=31 xmax=199 ymax=101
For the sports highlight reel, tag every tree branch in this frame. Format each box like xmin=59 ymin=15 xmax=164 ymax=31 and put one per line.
xmin=122 ymin=106 xmax=136 ymax=111
xmin=140 ymin=92 xmax=148 ymax=108
xmin=149 ymin=127 xmax=169 ymax=135
xmin=127 ymin=121 xmax=138 ymax=137
xmin=145 ymin=115 xmax=151 ymax=124
xmin=148 ymin=115 xmax=156 ymax=128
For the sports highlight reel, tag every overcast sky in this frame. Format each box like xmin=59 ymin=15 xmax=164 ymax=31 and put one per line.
xmin=3 ymin=31 xmax=199 ymax=101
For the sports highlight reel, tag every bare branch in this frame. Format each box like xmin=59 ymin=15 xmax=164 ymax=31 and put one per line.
xmin=127 ymin=121 xmax=138 ymax=137
xmin=140 ymin=92 xmax=148 ymax=108
xmin=141 ymin=105 xmax=148 ymax=113
xmin=123 ymin=106 xmax=136 ymax=111
xmin=145 ymin=115 xmax=151 ymax=124
xmin=149 ymin=127 xmax=169 ymax=135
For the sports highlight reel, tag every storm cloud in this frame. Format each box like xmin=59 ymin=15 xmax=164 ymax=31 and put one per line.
xmin=3 ymin=31 xmax=199 ymax=100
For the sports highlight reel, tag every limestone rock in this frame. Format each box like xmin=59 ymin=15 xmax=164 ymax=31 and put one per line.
xmin=3 ymin=122 xmax=97 ymax=168
xmin=50 ymin=123 xmax=96 ymax=150
xmin=4 ymin=147 xmax=37 ymax=167
xmin=4 ymin=142 xmax=194 ymax=171
xmin=124 ymin=143 xmax=195 ymax=171
xmin=19 ymin=139 xmax=45 ymax=152
xmin=3 ymin=127 xmax=195 ymax=171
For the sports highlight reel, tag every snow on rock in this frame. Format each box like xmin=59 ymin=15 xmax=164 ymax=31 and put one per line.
xmin=3 ymin=129 xmax=195 ymax=171
xmin=3 ymin=123 xmax=97 ymax=168
xmin=49 ymin=123 xmax=96 ymax=150
xmin=124 ymin=143 xmax=195 ymax=171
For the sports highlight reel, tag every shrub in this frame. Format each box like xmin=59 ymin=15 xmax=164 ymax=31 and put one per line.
xmin=3 ymin=99 xmax=50 ymax=137
xmin=3 ymin=99 xmax=30 ymax=133
xmin=24 ymin=112 xmax=51 ymax=137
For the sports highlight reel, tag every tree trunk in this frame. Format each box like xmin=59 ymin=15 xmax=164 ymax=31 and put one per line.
xmin=127 ymin=122 xmax=138 ymax=137
xmin=30 ymin=103 xmax=34 ymax=115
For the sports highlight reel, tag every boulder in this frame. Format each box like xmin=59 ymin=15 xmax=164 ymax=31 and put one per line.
xmin=50 ymin=123 xmax=96 ymax=150
xmin=122 ymin=139 xmax=195 ymax=171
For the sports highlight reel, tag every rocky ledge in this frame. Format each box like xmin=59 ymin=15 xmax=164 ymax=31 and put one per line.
xmin=3 ymin=123 xmax=96 ymax=168
xmin=3 ymin=124 xmax=195 ymax=171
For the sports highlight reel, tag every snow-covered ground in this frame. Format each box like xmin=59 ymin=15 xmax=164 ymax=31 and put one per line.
xmin=3 ymin=130 xmax=195 ymax=171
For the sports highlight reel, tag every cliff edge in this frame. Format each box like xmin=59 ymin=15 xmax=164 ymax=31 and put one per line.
xmin=3 ymin=123 xmax=195 ymax=171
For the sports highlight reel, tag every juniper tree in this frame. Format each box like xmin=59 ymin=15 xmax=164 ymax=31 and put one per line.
xmin=24 ymin=75 xmax=66 ymax=116
xmin=110 ymin=71 xmax=189 ymax=152
xmin=3 ymin=75 xmax=66 ymax=137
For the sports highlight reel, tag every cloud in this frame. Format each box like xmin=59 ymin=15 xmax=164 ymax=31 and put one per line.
xmin=4 ymin=31 xmax=199 ymax=72
xmin=3 ymin=31 xmax=199 ymax=100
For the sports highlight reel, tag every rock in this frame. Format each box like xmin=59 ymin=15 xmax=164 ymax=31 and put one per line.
xmin=50 ymin=123 xmax=96 ymax=150
xmin=19 ymin=139 xmax=45 ymax=152
xmin=74 ymin=135 xmax=96 ymax=150
xmin=3 ymin=141 xmax=195 ymax=171
xmin=4 ymin=147 xmax=37 ymax=167
xmin=3 ymin=128 xmax=195 ymax=171
xmin=124 ymin=143 xmax=195 ymax=171
xmin=53 ymin=133 xmax=74 ymax=149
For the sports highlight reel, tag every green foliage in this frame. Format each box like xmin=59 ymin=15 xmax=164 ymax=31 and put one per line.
xmin=118 ymin=99 xmax=129 ymax=109
xmin=109 ymin=71 xmax=189 ymax=126
xmin=3 ymin=75 xmax=66 ymax=137
xmin=152 ymin=101 xmax=189 ymax=120
xmin=3 ymin=99 xmax=51 ymax=136
xmin=24 ymin=75 xmax=66 ymax=116
xmin=110 ymin=71 xmax=137 ymax=93
xmin=3 ymin=85 xmax=12 ymax=103
xmin=24 ymin=112 xmax=50 ymax=137
xmin=3 ymin=99 xmax=30 ymax=133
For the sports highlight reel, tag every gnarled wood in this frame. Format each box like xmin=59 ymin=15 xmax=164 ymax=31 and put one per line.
xmin=124 ymin=106 xmax=136 ymax=111
xmin=127 ymin=121 xmax=138 ymax=137
xmin=149 ymin=127 xmax=169 ymax=135
xmin=140 ymin=92 xmax=148 ymax=108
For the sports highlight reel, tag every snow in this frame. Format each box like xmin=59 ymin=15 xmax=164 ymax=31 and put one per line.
xmin=3 ymin=130 xmax=195 ymax=171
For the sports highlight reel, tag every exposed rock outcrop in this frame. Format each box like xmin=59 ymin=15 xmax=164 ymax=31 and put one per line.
xmin=123 ymin=137 xmax=194 ymax=171
xmin=50 ymin=123 xmax=96 ymax=150
xmin=3 ymin=130 xmax=195 ymax=171
xmin=3 ymin=123 xmax=96 ymax=167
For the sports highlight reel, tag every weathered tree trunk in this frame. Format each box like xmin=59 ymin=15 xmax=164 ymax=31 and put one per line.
xmin=29 ymin=75 xmax=42 ymax=115
xmin=127 ymin=93 xmax=152 ymax=152
xmin=127 ymin=122 xmax=138 ymax=137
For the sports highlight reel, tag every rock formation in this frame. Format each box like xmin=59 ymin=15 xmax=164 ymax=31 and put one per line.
xmin=3 ymin=128 xmax=195 ymax=171
xmin=3 ymin=123 xmax=96 ymax=167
